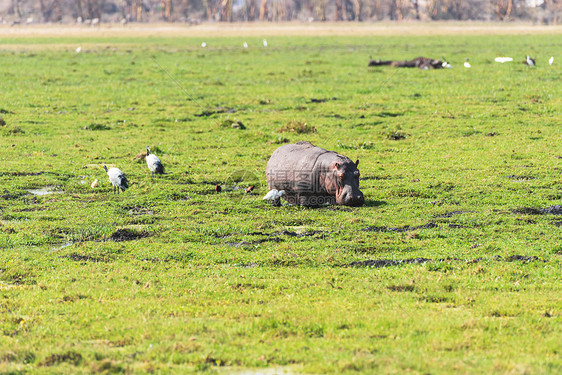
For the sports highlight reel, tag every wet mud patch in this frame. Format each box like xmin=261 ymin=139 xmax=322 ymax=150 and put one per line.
xmin=348 ymin=255 xmax=546 ymax=268
xmin=504 ymin=255 xmax=545 ymax=263
xmin=224 ymin=230 xmax=329 ymax=248
xmin=309 ymin=97 xmax=337 ymax=103
xmin=361 ymin=223 xmax=438 ymax=232
xmin=226 ymin=237 xmax=284 ymax=247
xmin=126 ymin=205 xmax=155 ymax=215
xmin=41 ymin=351 xmax=82 ymax=366
xmin=348 ymin=257 xmax=432 ymax=268
xmin=110 ymin=229 xmax=152 ymax=242
xmin=513 ymin=205 xmax=562 ymax=215
xmin=0 ymin=171 xmax=45 ymax=177
xmin=194 ymin=107 xmax=236 ymax=117
xmin=0 ymin=192 xmax=25 ymax=200
xmin=434 ymin=210 xmax=475 ymax=218
xmin=62 ymin=253 xmax=105 ymax=263
xmin=375 ymin=111 xmax=404 ymax=118
xmin=506 ymin=175 xmax=535 ymax=181
xmin=539 ymin=205 xmax=562 ymax=215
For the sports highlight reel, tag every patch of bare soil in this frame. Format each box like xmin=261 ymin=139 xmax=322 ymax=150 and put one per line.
xmin=62 ymin=253 xmax=104 ymax=262
xmin=361 ymin=223 xmax=438 ymax=232
xmin=110 ymin=228 xmax=151 ymax=242
xmin=348 ymin=254 xmax=545 ymax=268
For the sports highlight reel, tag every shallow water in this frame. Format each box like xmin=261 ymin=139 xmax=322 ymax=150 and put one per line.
xmin=53 ymin=242 xmax=73 ymax=251
xmin=28 ymin=186 xmax=63 ymax=196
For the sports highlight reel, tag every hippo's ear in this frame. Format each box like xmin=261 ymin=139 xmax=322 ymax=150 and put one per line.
xmin=355 ymin=159 xmax=359 ymax=167
xmin=333 ymin=162 xmax=340 ymax=170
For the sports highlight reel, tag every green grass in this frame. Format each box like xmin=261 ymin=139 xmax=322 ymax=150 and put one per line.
xmin=0 ymin=31 xmax=561 ymax=374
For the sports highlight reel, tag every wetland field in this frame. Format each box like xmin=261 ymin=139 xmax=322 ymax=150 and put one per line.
xmin=0 ymin=24 xmax=561 ymax=374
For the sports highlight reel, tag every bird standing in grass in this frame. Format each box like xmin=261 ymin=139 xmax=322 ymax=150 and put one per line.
xmin=146 ymin=146 xmax=164 ymax=177
xmin=464 ymin=58 xmax=471 ymax=68
xmin=263 ymin=189 xmax=285 ymax=207
xmin=525 ymin=56 xmax=535 ymax=66
xmin=549 ymin=56 xmax=554 ymax=66
xmin=104 ymin=165 xmax=129 ymax=193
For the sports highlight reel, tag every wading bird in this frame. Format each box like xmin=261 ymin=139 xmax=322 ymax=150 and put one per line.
xmin=104 ymin=165 xmax=129 ymax=194
xmin=494 ymin=57 xmax=513 ymax=63
xmin=263 ymin=189 xmax=285 ymax=207
xmin=549 ymin=56 xmax=554 ymax=65
xmin=464 ymin=59 xmax=471 ymax=68
xmin=146 ymin=146 xmax=164 ymax=176
xmin=525 ymin=56 xmax=535 ymax=66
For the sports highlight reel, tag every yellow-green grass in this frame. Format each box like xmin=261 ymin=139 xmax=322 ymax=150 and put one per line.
xmin=0 ymin=30 xmax=561 ymax=374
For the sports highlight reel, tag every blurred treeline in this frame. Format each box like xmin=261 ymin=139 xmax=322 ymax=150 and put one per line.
xmin=1 ymin=0 xmax=560 ymax=24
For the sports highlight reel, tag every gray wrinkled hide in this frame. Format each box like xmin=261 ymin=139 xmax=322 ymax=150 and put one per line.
xmin=266 ymin=141 xmax=364 ymax=207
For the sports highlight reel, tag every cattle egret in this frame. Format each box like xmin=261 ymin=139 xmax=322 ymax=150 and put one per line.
xmin=263 ymin=39 xmax=268 ymax=47
xmin=104 ymin=165 xmax=129 ymax=193
xmin=549 ymin=56 xmax=554 ymax=65
xmin=201 ymin=42 xmax=207 ymax=48
xmin=464 ymin=59 xmax=471 ymax=68
xmin=91 ymin=179 xmax=98 ymax=188
xmin=243 ymin=42 xmax=248 ymax=48
xmin=263 ymin=189 xmax=285 ymax=206
xmin=525 ymin=56 xmax=535 ymax=66
xmin=146 ymin=146 xmax=164 ymax=176
xmin=76 ymin=46 xmax=82 ymax=53
xmin=494 ymin=57 xmax=513 ymax=63
xmin=442 ymin=61 xmax=452 ymax=69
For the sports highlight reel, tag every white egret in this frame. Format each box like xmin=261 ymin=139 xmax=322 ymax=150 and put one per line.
xmin=494 ymin=57 xmax=513 ymax=63
xmin=263 ymin=189 xmax=285 ymax=206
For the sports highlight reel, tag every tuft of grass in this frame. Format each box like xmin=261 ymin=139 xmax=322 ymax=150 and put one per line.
xmin=4 ymin=125 xmax=24 ymax=135
xmin=385 ymin=128 xmax=407 ymax=140
xmin=218 ymin=118 xmax=246 ymax=129
xmin=278 ymin=120 xmax=316 ymax=134
xmin=84 ymin=123 xmax=111 ymax=130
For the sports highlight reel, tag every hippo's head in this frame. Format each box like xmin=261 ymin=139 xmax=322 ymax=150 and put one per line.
xmin=331 ymin=159 xmax=365 ymax=207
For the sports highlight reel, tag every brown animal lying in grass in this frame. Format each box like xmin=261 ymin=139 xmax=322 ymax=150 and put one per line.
xmin=369 ymin=56 xmax=448 ymax=70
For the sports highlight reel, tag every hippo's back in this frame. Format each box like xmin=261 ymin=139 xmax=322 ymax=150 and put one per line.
xmin=266 ymin=141 xmax=332 ymax=188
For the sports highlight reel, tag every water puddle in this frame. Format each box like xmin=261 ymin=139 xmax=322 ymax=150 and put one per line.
xmin=53 ymin=242 xmax=73 ymax=251
xmin=28 ymin=186 xmax=63 ymax=196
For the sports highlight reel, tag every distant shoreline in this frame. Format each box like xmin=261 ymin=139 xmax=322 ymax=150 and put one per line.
xmin=1 ymin=21 xmax=561 ymax=38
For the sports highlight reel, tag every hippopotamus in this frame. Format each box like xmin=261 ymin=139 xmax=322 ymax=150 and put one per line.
xmin=368 ymin=56 xmax=446 ymax=70
xmin=266 ymin=141 xmax=365 ymax=207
